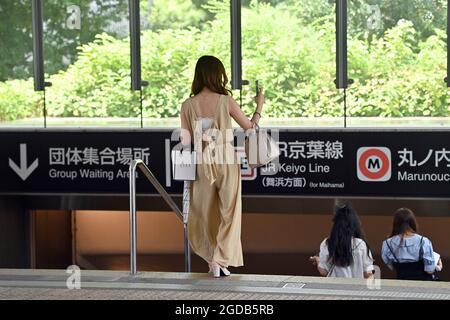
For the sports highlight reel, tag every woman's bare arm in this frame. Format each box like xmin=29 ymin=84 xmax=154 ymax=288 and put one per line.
xmin=317 ymin=266 xmax=329 ymax=277
xmin=309 ymin=255 xmax=328 ymax=277
xmin=228 ymin=91 xmax=264 ymax=130
xmin=180 ymin=101 xmax=191 ymax=146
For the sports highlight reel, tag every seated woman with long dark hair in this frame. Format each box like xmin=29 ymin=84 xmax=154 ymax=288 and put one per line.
xmin=310 ymin=204 xmax=374 ymax=278
xmin=381 ymin=208 xmax=443 ymax=281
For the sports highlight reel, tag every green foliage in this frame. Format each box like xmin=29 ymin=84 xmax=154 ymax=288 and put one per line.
xmin=238 ymin=1 xmax=339 ymax=117
xmin=0 ymin=0 xmax=34 ymax=81
xmin=0 ymin=79 xmax=41 ymax=121
xmin=347 ymin=21 xmax=449 ymax=117
xmin=0 ymin=0 xmax=130 ymax=81
xmin=0 ymin=0 xmax=449 ymax=121
xmin=147 ymin=0 xmax=209 ymax=31
xmin=46 ymin=33 xmax=137 ymax=118
xmin=348 ymin=0 xmax=447 ymax=41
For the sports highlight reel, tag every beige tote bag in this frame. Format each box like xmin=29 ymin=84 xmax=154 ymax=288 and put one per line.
xmin=244 ymin=124 xmax=280 ymax=169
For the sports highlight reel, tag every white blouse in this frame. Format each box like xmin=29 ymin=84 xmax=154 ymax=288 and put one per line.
xmin=319 ymin=237 xmax=374 ymax=278
xmin=197 ymin=117 xmax=214 ymax=131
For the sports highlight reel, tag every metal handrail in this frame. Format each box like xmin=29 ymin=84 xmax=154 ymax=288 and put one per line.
xmin=129 ymin=159 xmax=191 ymax=275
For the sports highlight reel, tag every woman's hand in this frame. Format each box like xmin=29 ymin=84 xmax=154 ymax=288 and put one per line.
xmin=255 ymin=88 xmax=265 ymax=111
xmin=310 ymin=255 xmax=328 ymax=276
xmin=437 ymin=258 xmax=443 ymax=271
xmin=309 ymin=255 xmax=320 ymax=266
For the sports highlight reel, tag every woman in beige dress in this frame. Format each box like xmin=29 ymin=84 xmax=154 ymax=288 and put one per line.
xmin=179 ymin=55 xmax=264 ymax=277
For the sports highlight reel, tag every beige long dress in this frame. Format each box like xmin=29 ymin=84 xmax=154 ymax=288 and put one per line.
xmin=185 ymin=94 xmax=243 ymax=268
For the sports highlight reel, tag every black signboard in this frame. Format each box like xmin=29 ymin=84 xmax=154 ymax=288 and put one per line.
xmin=1 ymin=129 xmax=449 ymax=198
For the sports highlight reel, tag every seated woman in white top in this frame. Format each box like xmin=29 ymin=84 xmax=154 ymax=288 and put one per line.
xmin=310 ymin=204 xmax=374 ymax=278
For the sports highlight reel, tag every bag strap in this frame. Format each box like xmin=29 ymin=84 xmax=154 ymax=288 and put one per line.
xmin=419 ymin=236 xmax=424 ymax=260
xmin=385 ymin=239 xmax=400 ymax=263
xmin=326 ymin=264 xmax=335 ymax=277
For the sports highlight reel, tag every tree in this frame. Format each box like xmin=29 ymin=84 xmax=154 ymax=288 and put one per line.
xmin=0 ymin=0 xmax=33 ymax=81
xmin=349 ymin=0 xmax=447 ymax=41
xmin=0 ymin=0 xmax=129 ymax=81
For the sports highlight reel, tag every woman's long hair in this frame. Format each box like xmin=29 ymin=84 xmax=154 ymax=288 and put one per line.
xmin=389 ymin=208 xmax=418 ymax=238
xmin=190 ymin=56 xmax=232 ymax=96
xmin=326 ymin=204 xmax=368 ymax=267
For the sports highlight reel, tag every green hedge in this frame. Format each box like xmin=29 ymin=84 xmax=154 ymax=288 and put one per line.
xmin=0 ymin=79 xmax=42 ymax=121
xmin=0 ymin=0 xmax=449 ymax=121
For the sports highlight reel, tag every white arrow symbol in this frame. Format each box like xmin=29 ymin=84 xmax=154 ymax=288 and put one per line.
xmin=8 ymin=144 xmax=39 ymax=181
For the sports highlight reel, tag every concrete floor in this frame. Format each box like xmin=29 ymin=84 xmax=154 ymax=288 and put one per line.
xmin=0 ymin=269 xmax=449 ymax=300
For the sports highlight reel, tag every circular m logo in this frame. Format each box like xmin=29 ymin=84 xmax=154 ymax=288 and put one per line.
xmin=357 ymin=147 xmax=391 ymax=182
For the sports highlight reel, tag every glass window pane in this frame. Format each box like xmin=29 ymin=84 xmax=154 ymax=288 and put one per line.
xmin=43 ymin=0 xmax=137 ymax=127
xmin=241 ymin=0 xmax=344 ymax=127
xmin=0 ymin=1 xmax=43 ymax=127
xmin=348 ymin=0 xmax=449 ymax=127
xmin=141 ymin=0 xmax=228 ymax=127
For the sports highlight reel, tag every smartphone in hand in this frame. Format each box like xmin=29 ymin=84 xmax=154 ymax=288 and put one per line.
xmin=255 ymin=80 xmax=260 ymax=96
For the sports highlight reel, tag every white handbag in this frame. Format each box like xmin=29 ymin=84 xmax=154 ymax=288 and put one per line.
xmin=244 ymin=123 xmax=280 ymax=169
xmin=171 ymin=149 xmax=197 ymax=181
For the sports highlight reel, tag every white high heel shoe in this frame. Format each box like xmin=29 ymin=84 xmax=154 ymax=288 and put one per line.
xmin=210 ymin=262 xmax=231 ymax=277
xmin=220 ymin=266 xmax=231 ymax=276
xmin=208 ymin=262 xmax=213 ymax=274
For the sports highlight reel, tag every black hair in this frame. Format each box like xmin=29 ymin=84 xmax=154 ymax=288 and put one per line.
xmin=326 ymin=204 xmax=370 ymax=267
